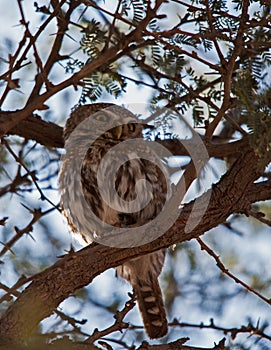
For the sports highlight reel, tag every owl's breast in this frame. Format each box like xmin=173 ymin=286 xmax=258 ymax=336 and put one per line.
xmin=81 ymin=142 xmax=169 ymax=230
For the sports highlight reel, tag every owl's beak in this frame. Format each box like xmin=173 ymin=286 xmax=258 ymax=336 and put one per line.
xmin=112 ymin=125 xmax=123 ymax=139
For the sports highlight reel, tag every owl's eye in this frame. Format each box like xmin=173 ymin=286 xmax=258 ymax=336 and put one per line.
xmin=94 ymin=113 xmax=109 ymax=123
xmin=128 ymin=123 xmax=136 ymax=132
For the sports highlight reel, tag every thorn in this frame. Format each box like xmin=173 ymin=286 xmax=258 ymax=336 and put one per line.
xmin=0 ymin=217 xmax=8 ymax=226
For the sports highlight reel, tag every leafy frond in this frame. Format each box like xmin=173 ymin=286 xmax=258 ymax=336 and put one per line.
xmin=233 ymin=68 xmax=271 ymax=157
xmin=67 ymin=20 xmax=127 ymax=103
xmin=152 ymin=80 xmax=191 ymax=117
xmin=209 ymin=0 xmax=227 ymax=11
xmin=79 ymin=74 xmax=102 ymax=103
xmin=65 ymin=59 xmax=84 ymax=74
xmin=193 ymin=103 xmax=205 ymax=126
xmin=171 ymin=34 xmax=199 ymax=48
xmin=148 ymin=105 xmax=178 ymax=136
xmin=201 ymin=37 xmax=213 ymax=52
xmin=158 ymin=49 xmax=186 ymax=76
xmin=80 ymin=19 xmax=106 ymax=60
xmin=79 ymin=70 xmax=126 ymax=103
xmin=148 ymin=18 xmax=160 ymax=31
xmin=131 ymin=0 xmax=147 ymax=23
xmin=151 ymin=44 xmax=162 ymax=67
xmin=120 ymin=0 xmax=147 ymax=23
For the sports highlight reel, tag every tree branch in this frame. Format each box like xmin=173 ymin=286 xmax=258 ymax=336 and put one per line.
xmin=8 ymin=113 xmax=64 ymax=148
xmin=6 ymin=110 xmax=252 ymax=161
xmin=0 ymin=145 xmax=269 ymax=345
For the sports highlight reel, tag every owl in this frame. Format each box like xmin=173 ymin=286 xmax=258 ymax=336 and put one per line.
xmin=59 ymin=103 xmax=169 ymax=339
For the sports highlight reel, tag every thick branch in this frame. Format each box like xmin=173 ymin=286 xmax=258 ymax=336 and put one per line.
xmin=0 ymin=146 xmax=269 ymax=344
xmin=7 ymin=111 xmax=250 ymax=159
xmin=247 ymin=180 xmax=271 ymax=203
xmin=8 ymin=113 xmax=64 ymax=148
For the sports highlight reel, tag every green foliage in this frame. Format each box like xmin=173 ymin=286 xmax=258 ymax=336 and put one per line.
xmin=233 ymin=50 xmax=271 ymax=158
xmin=121 ymin=0 xmax=147 ymax=23
xmin=171 ymin=34 xmax=199 ymax=48
xmin=80 ymin=19 xmax=106 ymax=59
xmin=79 ymin=20 xmax=126 ymax=102
xmin=79 ymin=68 xmax=126 ymax=103
xmin=66 ymin=19 xmax=126 ymax=103
xmin=65 ymin=58 xmax=84 ymax=74
xmin=193 ymin=103 xmax=205 ymax=125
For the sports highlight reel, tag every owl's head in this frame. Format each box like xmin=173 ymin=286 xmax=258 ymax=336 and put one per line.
xmin=64 ymin=104 xmax=146 ymax=141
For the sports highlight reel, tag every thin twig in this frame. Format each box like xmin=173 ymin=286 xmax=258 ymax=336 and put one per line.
xmin=197 ymin=237 xmax=271 ymax=305
xmin=83 ymin=293 xmax=136 ymax=343
xmin=2 ymin=138 xmax=60 ymax=211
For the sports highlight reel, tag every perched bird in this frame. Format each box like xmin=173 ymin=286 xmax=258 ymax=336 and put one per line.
xmin=59 ymin=103 xmax=169 ymax=338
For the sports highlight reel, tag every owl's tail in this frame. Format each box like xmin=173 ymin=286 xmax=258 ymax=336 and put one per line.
xmin=132 ymin=276 xmax=168 ymax=339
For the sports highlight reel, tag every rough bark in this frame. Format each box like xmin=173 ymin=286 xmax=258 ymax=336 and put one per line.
xmin=8 ymin=113 xmax=64 ymax=148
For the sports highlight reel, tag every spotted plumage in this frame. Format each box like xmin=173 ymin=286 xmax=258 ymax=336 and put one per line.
xmin=59 ymin=103 xmax=169 ymax=338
